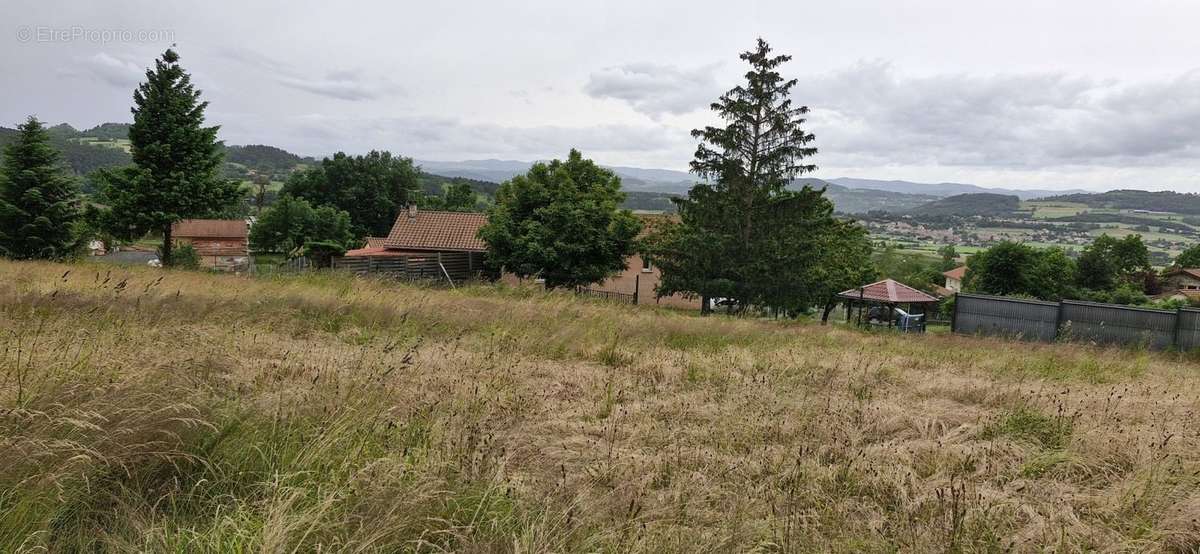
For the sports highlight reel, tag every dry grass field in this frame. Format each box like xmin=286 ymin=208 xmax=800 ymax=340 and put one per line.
xmin=3 ymin=259 xmax=1200 ymax=552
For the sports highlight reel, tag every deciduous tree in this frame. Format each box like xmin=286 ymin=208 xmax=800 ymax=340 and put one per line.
xmin=963 ymin=241 xmax=1076 ymax=300
xmin=248 ymin=194 xmax=353 ymax=254
xmin=1076 ymin=234 xmax=1150 ymax=291
xmin=281 ymin=151 xmax=420 ymax=238
xmin=1173 ymin=243 xmax=1200 ymax=268
xmin=479 ymin=149 xmax=640 ymax=289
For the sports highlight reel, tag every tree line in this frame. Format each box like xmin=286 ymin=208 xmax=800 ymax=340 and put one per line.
xmin=961 ymin=233 xmax=1200 ymax=307
xmin=480 ymin=40 xmax=875 ymax=315
xmin=2 ymin=40 xmax=880 ymax=317
xmin=0 ymin=48 xmax=485 ymax=266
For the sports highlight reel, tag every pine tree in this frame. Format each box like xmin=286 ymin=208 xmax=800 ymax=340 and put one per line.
xmin=0 ymin=116 xmax=82 ymax=259
xmin=96 ymin=48 xmax=242 ymax=266
xmin=647 ymin=39 xmax=872 ymax=313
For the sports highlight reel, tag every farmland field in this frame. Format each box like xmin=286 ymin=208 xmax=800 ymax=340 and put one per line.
xmin=3 ymin=260 xmax=1200 ymax=551
xmin=1022 ymin=200 xmax=1093 ymax=219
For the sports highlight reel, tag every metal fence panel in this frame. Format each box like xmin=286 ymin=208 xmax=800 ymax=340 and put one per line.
xmin=1059 ymin=301 xmax=1176 ymax=349
xmin=1177 ymin=309 xmax=1200 ymax=352
xmin=955 ymin=293 xmax=1059 ymax=342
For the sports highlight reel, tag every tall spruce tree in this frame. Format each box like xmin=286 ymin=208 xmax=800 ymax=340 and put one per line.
xmin=0 ymin=117 xmax=82 ymax=259
xmin=646 ymin=39 xmax=872 ymax=313
xmin=96 ymin=48 xmax=241 ymax=266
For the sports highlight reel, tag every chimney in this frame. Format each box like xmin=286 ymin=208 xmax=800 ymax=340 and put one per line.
xmin=407 ymin=204 xmax=418 ymax=219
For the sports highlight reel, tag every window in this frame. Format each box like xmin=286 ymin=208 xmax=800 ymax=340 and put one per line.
xmin=641 ymin=257 xmax=652 ymax=273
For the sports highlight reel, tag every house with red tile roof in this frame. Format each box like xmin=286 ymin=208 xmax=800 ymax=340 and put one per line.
xmin=943 ymin=266 xmax=967 ymax=293
xmin=1157 ymin=267 xmax=1200 ymax=302
xmin=341 ymin=207 xmax=487 ymax=283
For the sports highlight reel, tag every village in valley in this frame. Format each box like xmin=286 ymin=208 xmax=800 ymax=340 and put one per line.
xmin=6 ymin=2 xmax=1200 ymax=551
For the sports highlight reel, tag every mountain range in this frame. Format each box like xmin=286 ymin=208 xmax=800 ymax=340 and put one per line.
xmin=415 ymin=159 xmax=1091 ymax=200
xmin=4 ymin=122 xmax=1172 ymax=215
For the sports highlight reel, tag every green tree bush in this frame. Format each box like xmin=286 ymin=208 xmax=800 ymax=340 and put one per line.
xmin=249 ymin=195 xmax=353 ymax=254
xmin=166 ymin=243 xmax=201 ymax=270
xmin=282 ymin=151 xmax=420 ymax=238
xmin=963 ymin=241 xmax=1077 ymax=301
xmin=1173 ymin=244 xmax=1200 ymax=268
xmin=479 ymin=149 xmax=641 ymax=289
xmin=1076 ymin=234 xmax=1150 ymax=291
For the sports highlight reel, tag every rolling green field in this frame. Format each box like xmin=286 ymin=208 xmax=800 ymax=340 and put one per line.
xmin=73 ymin=136 xmax=133 ymax=153
xmin=1021 ymin=200 xmax=1094 ymax=219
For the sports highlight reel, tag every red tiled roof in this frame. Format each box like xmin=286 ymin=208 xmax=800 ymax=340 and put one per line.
xmin=364 ymin=237 xmax=388 ymax=248
xmin=943 ymin=266 xmax=967 ymax=280
xmin=1164 ymin=267 xmax=1200 ymax=280
xmin=382 ymin=210 xmax=487 ymax=252
xmin=343 ymin=246 xmax=392 ymax=257
xmin=838 ymin=279 xmax=941 ymax=303
xmin=172 ymin=219 xmax=248 ymax=238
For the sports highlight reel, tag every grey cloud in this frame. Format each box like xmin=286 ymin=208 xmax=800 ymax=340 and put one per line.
xmin=584 ymin=62 xmax=720 ymax=118
xmin=797 ymin=61 xmax=1200 ymax=169
xmin=61 ymin=53 xmax=144 ymax=89
xmin=222 ymin=49 xmax=400 ymax=101
xmin=273 ymin=114 xmax=683 ymax=161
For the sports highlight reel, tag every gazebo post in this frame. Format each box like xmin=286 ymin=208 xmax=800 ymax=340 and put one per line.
xmin=857 ymin=287 xmax=864 ymax=326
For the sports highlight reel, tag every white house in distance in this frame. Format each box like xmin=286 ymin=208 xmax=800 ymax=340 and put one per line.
xmin=943 ymin=266 xmax=966 ymax=293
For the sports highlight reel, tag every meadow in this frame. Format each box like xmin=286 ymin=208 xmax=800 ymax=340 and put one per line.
xmin=2 ymin=260 xmax=1200 ymax=552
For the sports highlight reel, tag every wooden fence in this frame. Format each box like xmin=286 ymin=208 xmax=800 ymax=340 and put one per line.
xmin=332 ymin=251 xmax=483 ymax=287
xmin=953 ymin=292 xmax=1200 ymax=351
xmin=575 ymin=287 xmax=637 ymax=304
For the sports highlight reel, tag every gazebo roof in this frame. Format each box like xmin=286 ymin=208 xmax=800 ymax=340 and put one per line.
xmin=837 ymin=279 xmax=940 ymax=304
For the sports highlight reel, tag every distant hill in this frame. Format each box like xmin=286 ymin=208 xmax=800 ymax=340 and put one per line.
xmin=1041 ymin=189 xmax=1200 ymax=215
xmin=415 ymin=159 xmax=699 ymax=193
xmin=81 ymin=123 xmax=131 ymax=140
xmin=0 ymin=123 xmax=132 ymax=186
xmin=908 ymin=193 xmax=1021 ymax=217
xmin=414 ymin=159 xmax=535 ymax=184
xmin=829 ymin=177 xmax=1088 ymax=200
xmin=225 ymin=144 xmax=315 ymax=175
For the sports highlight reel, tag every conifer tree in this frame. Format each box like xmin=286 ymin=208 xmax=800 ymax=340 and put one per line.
xmin=96 ymin=48 xmax=241 ymax=266
xmin=647 ymin=39 xmax=872 ymax=313
xmin=0 ymin=116 xmax=82 ymax=259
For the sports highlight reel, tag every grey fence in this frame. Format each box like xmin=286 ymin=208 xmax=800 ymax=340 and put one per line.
xmin=332 ymin=251 xmax=483 ymax=287
xmin=953 ymin=294 xmax=1059 ymax=342
xmin=953 ymin=292 xmax=1200 ymax=351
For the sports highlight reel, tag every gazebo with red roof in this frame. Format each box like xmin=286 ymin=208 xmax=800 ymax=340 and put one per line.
xmin=836 ymin=279 xmax=941 ymax=332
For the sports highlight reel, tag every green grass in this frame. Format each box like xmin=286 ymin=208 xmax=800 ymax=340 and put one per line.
xmin=981 ymin=406 xmax=1073 ymax=450
xmin=3 ymin=260 xmax=1200 ymax=551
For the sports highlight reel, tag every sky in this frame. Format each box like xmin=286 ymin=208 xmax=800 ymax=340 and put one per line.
xmin=4 ymin=0 xmax=1200 ymax=191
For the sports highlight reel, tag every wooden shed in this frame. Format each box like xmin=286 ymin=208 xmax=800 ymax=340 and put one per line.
xmin=171 ymin=219 xmax=250 ymax=271
xmin=337 ymin=207 xmax=486 ymax=285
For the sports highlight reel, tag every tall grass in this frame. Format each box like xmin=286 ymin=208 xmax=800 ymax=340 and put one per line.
xmin=2 ymin=259 xmax=1200 ymax=551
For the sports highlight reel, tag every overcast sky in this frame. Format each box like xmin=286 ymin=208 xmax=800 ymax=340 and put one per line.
xmin=5 ymin=0 xmax=1200 ymax=191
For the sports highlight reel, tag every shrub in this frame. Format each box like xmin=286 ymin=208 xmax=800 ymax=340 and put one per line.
xmin=166 ymin=243 xmax=201 ymax=269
